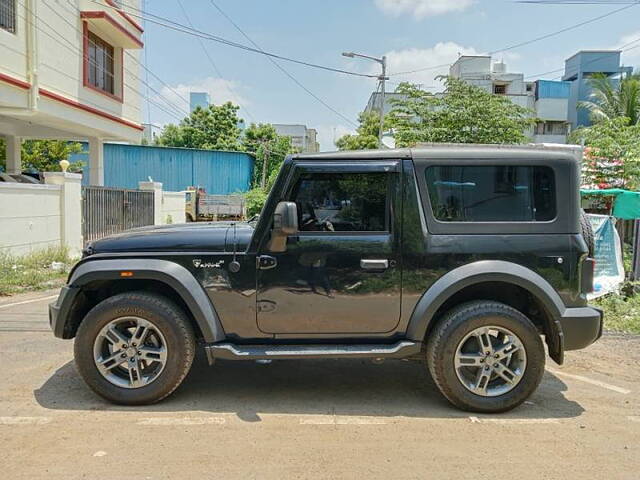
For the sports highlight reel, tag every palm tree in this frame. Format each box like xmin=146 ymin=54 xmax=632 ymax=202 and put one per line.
xmin=578 ymin=72 xmax=640 ymax=125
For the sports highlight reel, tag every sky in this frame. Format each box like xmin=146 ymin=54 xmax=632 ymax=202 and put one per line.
xmin=139 ymin=0 xmax=640 ymax=150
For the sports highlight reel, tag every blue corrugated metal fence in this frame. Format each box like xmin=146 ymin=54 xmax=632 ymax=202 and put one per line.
xmin=73 ymin=144 xmax=254 ymax=194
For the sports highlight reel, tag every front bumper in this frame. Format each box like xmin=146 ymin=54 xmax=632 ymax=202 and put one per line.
xmin=559 ymin=306 xmax=604 ymax=351
xmin=48 ymin=286 xmax=76 ymax=339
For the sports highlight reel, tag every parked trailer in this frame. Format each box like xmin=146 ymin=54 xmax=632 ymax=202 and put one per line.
xmin=185 ymin=188 xmax=245 ymax=222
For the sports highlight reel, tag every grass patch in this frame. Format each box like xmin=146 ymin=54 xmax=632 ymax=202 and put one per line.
xmin=0 ymin=246 xmax=76 ymax=296
xmin=594 ymin=290 xmax=640 ymax=335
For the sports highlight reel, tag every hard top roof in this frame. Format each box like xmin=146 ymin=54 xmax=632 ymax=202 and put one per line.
xmin=292 ymin=143 xmax=582 ymax=162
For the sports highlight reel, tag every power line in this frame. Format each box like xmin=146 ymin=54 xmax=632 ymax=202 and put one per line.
xmin=175 ymin=0 xmax=255 ymax=123
xmin=21 ymin=1 xmax=188 ymax=122
xmin=60 ymin=0 xmax=191 ymax=112
xmin=524 ymin=35 xmax=640 ymax=79
xmin=88 ymin=0 xmax=377 ymax=79
xmin=389 ymin=2 xmax=638 ymax=76
xmin=48 ymin=0 xmax=191 ymax=119
xmin=516 ymin=1 xmax=640 ymax=4
xmin=207 ymin=0 xmax=357 ymax=128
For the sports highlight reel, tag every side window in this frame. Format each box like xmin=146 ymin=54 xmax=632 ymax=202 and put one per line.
xmin=425 ymin=165 xmax=556 ymax=222
xmin=290 ymin=172 xmax=389 ymax=232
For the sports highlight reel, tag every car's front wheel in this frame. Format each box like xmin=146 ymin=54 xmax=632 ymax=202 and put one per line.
xmin=426 ymin=301 xmax=545 ymax=413
xmin=74 ymin=291 xmax=195 ymax=405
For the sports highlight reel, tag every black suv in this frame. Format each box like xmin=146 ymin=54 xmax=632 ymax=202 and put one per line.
xmin=49 ymin=145 xmax=602 ymax=413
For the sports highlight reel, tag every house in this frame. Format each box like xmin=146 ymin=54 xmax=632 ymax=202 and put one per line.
xmin=562 ymin=50 xmax=633 ymax=128
xmin=0 ymin=0 xmax=144 ymax=185
xmin=272 ymin=124 xmax=319 ymax=153
xmin=449 ymin=56 xmax=571 ymax=143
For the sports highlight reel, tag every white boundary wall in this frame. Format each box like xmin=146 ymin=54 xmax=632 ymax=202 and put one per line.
xmin=161 ymin=191 xmax=186 ymax=225
xmin=0 ymin=173 xmax=83 ymax=257
xmin=0 ymin=176 xmax=187 ymax=258
xmin=0 ymin=183 xmax=63 ymax=255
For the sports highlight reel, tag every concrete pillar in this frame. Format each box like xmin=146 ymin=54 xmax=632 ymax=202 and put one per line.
xmin=44 ymin=172 xmax=83 ymax=257
xmin=88 ymin=137 xmax=104 ymax=186
xmin=4 ymin=136 xmax=22 ymax=175
xmin=139 ymin=181 xmax=163 ymax=225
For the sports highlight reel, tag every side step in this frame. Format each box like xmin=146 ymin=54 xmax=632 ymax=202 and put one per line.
xmin=205 ymin=340 xmax=421 ymax=363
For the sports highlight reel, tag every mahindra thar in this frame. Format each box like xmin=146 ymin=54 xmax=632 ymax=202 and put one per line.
xmin=49 ymin=144 xmax=602 ymax=412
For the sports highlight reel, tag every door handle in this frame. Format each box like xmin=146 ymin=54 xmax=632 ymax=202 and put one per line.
xmin=257 ymin=255 xmax=278 ymax=270
xmin=360 ymin=259 xmax=389 ymax=270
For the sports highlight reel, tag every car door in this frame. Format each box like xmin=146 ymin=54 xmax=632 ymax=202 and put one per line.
xmin=256 ymin=161 xmax=401 ymax=335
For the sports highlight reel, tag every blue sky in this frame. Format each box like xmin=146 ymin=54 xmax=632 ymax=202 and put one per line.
xmin=141 ymin=0 xmax=640 ymax=150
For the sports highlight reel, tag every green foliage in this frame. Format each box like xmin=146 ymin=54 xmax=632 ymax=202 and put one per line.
xmin=155 ymin=103 xmax=243 ymax=151
xmin=153 ymin=102 xmax=300 ymax=214
xmin=335 ymin=111 xmax=381 ymax=150
xmin=244 ymin=187 xmax=269 ymax=217
xmin=0 ymin=139 xmax=83 ymax=172
xmin=579 ymin=72 xmax=640 ymax=125
xmin=242 ymin=123 xmax=296 ymax=189
xmin=0 ymin=246 xmax=74 ymax=296
xmin=388 ymin=77 xmax=537 ymax=146
xmin=570 ymin=118 xmax=640 ymax=189
xmin=594 ymin=288 xmax=640 ymax=334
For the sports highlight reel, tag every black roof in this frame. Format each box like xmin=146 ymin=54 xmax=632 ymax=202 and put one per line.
xmin=292 ymin=144 xmax=581 ymax=163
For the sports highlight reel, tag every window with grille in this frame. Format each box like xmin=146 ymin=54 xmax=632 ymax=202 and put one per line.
xmin=493 ymin=84 xmax=507 ymax=95
xmin=0 ymin=0 xmax=16 ymax=33
xmin=87 ymin=31 xmax=115 ymax=95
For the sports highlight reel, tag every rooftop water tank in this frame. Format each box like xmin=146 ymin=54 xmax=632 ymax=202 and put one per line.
xmin=493 ymin=62 xmax=507 ymax=74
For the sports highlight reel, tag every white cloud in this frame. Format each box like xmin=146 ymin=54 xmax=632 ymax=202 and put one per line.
xmin=615 ymin=30 xmax=640 ymax=63
xmin=382 ymin=42 xmax=481 ymax=88
xmin=315 ymin=124 xmax=355 ymax=152
xmin=374 ymin=0 xmax=474 ymax=19
xmin=376 ymin=43 xmax=523 ymax=89
xmin=155 ymin=77 xmax=250 ymax=119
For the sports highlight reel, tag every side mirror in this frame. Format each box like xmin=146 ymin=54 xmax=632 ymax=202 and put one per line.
xmin=268 ymin=201 xmax=298 ymax=252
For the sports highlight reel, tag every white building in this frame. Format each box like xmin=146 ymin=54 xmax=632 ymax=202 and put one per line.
xmin=0 ymin=0 xmax=144 ymax=185
xmin=272 ymin=124 xmax=319 ymax=153
xmin=449 ymin=56 xmax=571 ymax=143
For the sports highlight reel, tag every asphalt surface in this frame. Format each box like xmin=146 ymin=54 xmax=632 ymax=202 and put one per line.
xmin=1 ymin=290 xmax=639 ymax=479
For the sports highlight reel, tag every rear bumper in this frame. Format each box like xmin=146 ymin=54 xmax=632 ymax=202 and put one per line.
xmin=48 ymin=286 xmax=76 ymax=339
xmin=559 ymin=306 xmax=603 ymax=351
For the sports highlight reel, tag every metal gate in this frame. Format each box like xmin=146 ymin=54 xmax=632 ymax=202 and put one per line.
xmin=82 ymin=186 xmax=154 ymax=244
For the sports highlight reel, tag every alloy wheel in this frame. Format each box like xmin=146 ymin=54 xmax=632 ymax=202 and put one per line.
xmin=93 ymin=316 xmax=168 ymax=389
xmin=454 ymin=326 xmax=527 ymax=397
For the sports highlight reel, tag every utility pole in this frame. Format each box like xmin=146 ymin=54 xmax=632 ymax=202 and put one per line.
xmin=379 ymin=55 xmax=387 ymax=149
xmin=342 ymin=52 xmax=388 ymax=148
xmin=260 ymin=142 xmax=270 ymax=189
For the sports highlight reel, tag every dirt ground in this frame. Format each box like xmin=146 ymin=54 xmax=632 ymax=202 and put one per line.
xmin=0 ymin=290 xmax=639 ymax=479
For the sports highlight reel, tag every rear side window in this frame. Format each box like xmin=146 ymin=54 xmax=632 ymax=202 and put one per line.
xmin=290 ymin=172 xmax=389 ymax=232
xmin=425 ymin=165 xmax=556 ymax=222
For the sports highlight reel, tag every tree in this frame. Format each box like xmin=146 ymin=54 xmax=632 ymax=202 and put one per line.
xmin=241 ymin=123 xmax=298 ymax=216
xmin=0 ymin=139 xmax=83 ymax=172
xmin=155 ymin=102 xmax=243 ymax=151
xmin=388 ymin=77 xmax=537 ymax=146
xmin=570 ymin=118 xmax=640 ymax=190
xmin=579 ymin=72 xmax=640 ymax=125
xmin=335 ymin=112 xmax=381 ymax=151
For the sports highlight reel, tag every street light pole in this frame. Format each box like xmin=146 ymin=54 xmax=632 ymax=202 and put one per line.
xmin=342 ymin=52 xmax=387 ymax=148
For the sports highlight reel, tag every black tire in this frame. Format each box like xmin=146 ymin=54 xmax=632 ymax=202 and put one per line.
xmin=426 ymin=301 xmax=545 ymax=413
xmin=580 ymin=209 xmax=595 ymax=257
xmin=74 ymin=292 xmax=195 ymax=405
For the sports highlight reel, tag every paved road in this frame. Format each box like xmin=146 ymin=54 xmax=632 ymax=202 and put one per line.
xmin=1 ymin=290 xmax=639 ymax=479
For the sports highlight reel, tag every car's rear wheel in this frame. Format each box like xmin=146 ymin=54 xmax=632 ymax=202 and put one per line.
xmin=426 ymin=301 xmax=545 ymax=413
xmin=74 ymin=292 xmax=195 ymax=405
